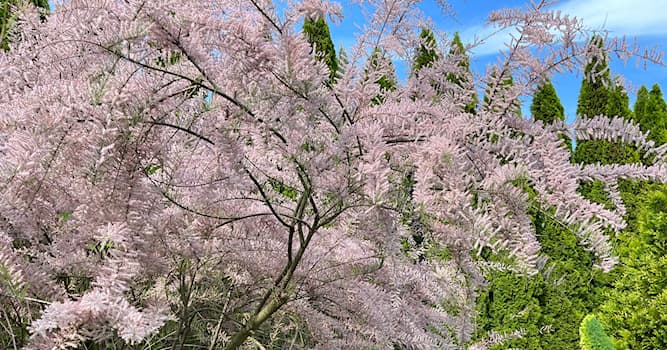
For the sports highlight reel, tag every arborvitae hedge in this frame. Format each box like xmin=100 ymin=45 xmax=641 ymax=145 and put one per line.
xmin=599 ymin=189 xmax=667 ymax=349
xmin=474 ymin=183 xmax=602 ymax=349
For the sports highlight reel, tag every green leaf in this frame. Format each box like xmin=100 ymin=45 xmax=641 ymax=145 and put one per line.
xmin=145 ymin=163 xmax=162 ymax=175
xmin=56 ymin=212 xmax=72 ymax=221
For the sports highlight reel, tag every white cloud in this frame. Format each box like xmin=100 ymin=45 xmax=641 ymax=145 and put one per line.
xmin=459 ymin=0 xmax=667 ymax=57
xmin=556 ymin=0 xmax=667 ymax=37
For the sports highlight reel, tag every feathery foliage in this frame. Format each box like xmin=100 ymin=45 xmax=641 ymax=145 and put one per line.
xmin=579 ymin=315 xmax=616 ymax=350
xmin=446 ymin=32 xmax=477 ymax=113
xmin=576 ymin=36 xmax=610 ymax=118
xmin=1 ymin=1 xmax=665 ymax=349
xmin=599 ymin=189 xmax=667 ymax=349
xmin=365 ymin=47 xmax=397 ymax=105
xmin=413 ymin=27 xmax=439 ymax=74
xmin=1 ymin=0 xmax=49 ymax=51
xmin=302 ymin=15 xmax=338 ymax=83
xmin=483 ymin=68 xmax=521 ymax=116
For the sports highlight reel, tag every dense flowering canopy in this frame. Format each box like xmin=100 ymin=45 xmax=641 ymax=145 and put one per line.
xmin=0 ymin=0 xmax=665 ymax=349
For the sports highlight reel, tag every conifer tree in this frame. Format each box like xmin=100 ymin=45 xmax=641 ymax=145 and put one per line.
xmin=475 ymin=141 xmax=602 ymax=350
xmin=634 ymin=85 xmax=650 ymax=125
xmin=598 ymin=81 xmax=639 ymax=164
xmin=475 ymin=223 xmax=602 ymax=350
xmin=605 ymin=81 xmax=632 ymax=120
xmin=576 ymin=36 xmax=610 ymax=118
xmin=573 ymin=39 xmax=637 ymax=166
xmin=573 ymin=35 xmax=609 ymax=165
xmin=531 ymin=79 xmax=564 ymax=124
xmin=531 ymin=79 xmax=570 ymax=151
xmin=412 ymin=28 xmax=439 ymax=74
xmin=302 ymin=15 xmax=338 ymax=84
xmin=598 ymin=189 xmax=667 ymax=350
xmin=447 ymin=32 xmax=477 ymax=113
xmin=645 ymin=84 xmax=667 ymax=144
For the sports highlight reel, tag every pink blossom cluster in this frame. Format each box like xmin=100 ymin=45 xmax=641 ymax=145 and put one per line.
xmin=0 ymin=0 xmax=664 ymax=349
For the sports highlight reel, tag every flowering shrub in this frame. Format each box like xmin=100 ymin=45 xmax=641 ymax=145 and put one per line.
xmin=0 ymin=0 xmax=664 ymax=349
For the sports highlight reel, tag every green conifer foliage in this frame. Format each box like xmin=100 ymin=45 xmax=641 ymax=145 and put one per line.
xmin=446 ymin=32 xmax=477 ymax=113
xmin=531 ymin=80 xmax=564 ymax=124
xmin=1 ymin=0 xmax=49 ymax=51
xmin=576 ymin=36 xmax=610 ymax=118
xmin=634 ymin=85 xmax=650 ymax=124
xmin=302 ymin=16 xmax=338 ymax=84
xmin=645 ymin=84 xmax=667 ymax=144
xmin=412 ymin=28 xmax=439 ymax=74
xmin=605 ymin=82 xmax=632 ymax=120
xmin=474 ymin=183 xmax=603 ymax=349
xmin=574 ymin=74 xmax=638 ymax=258
xmin=573 ymin=43 xmax=638 ymax=166
xmin=579 ymin=315 xmax=616 ymax=350
xmin=531 ymin=79 xmax=571 ymax=151
xmin=632 ymin=84 xmax=667 ymax=145
xmin=573 ymin=36 xmax=610 ymax=165
xmin=598 ymin=189 xmax=667 ymax=350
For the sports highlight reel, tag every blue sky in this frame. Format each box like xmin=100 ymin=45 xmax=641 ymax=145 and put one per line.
xmin=45 ymin=0 xmax=667 ymax=123
xmin=326 ymin=0 xmax=667 ymax=123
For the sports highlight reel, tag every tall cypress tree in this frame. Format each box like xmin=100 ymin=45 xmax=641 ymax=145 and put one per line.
xmin=634 ymin=85 xmax=650 ymax=126
xmin=605 ymin=81 xmax=632 ymax=120
xmin=572 ymin=37 xmax=637 ymax=166
xmin=302 ymin=15 xmax=338 ymax=84
xmin=576 ymin=35 xmax=610 ymax=118
xmin=590 ymin=81 xmax=639 ymax=165
xmin=447 ymin=32 xmax=477 ymax=114
xmin=1 ymin=0 xmax=49 ymax=51
xmin=531 ymin=79 xmax=565 ymax=124
xmin=531 ymin=79 xmax=570 ymax=151
xmin=575 ymin=78 xmax=638 ymax=221
xmin=645 ymin=84 xmax=667 ymax=145
xmin=412 ymin=28 xmax=439 ymax=75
